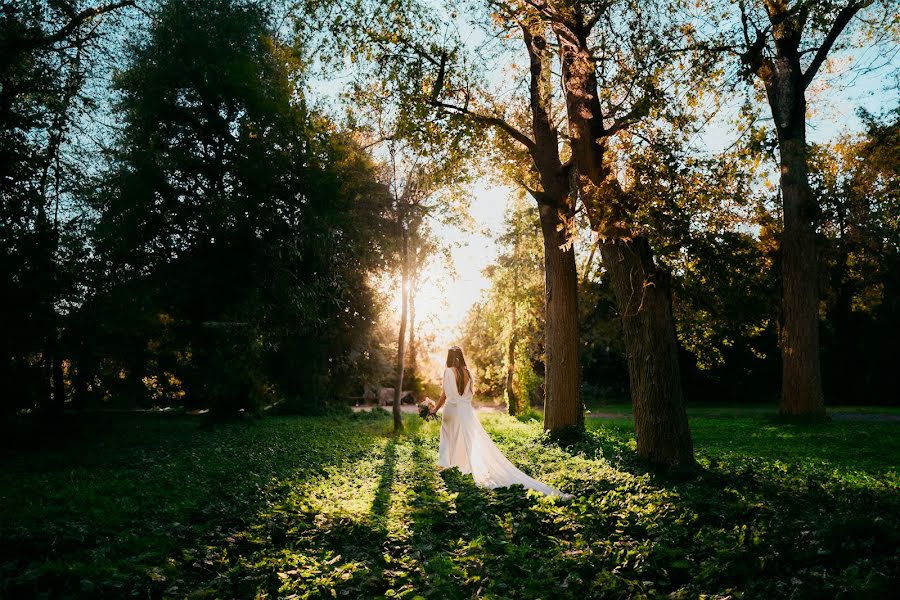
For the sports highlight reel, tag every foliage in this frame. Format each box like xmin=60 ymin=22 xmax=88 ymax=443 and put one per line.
xmin=3 ymin=409 xmax=899 ymax=598
xmin=577 ymin=272 xmax=629 ymax=405
xmin=75 ymin=0 xmax=395 ymax=414
xmin=814 ymin=107 xmax=900 ymax=404
xmin=0 ymin=0 xmax=131 ymax=413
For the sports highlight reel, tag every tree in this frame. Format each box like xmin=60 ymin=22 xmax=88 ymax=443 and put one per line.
xmin=295 ymin=0 xmax=585 ymax=437
xmin=0 ymin=0 xmax=135 ymax=414
xmin=814 ymin=107 xmax=899 ymax=404
xmin=406 ymin=221 xmax=438 ymax=384
xmin=86 ymin=0 xmax=393 ymax=414
xmin=421 ymin=8 xmax=584 ymax=437
xmin=731 ymin=0 xmax=893 ymax=416
xmin=502 ymin=0 xmax=707 ymax=464
xmin=464 ymin=192 xmax=545 ymax=414
xmin=379 ymin=141 xmax=469 ymax=431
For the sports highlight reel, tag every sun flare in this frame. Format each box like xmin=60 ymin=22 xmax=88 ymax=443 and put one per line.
xmin=381 ymin=255 xmax=491 ymax=382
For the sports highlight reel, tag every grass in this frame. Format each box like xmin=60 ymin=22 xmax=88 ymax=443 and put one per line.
xmin=1 ymin=408 xmax=898 ymax=598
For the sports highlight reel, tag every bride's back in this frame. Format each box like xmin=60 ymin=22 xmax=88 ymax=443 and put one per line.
xmin=445 ymin=346 xmax=473 ymax=399
xmin=450 ymin=366 xmax=471 ymax=396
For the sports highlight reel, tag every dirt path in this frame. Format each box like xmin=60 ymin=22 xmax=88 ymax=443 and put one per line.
xmin=582 ymin=411 xmax=900 ymax=422
xmin=352 ymin=405 xmax=900 ymax=422
xmin=351 ymin=403 xmax=506 ymax=414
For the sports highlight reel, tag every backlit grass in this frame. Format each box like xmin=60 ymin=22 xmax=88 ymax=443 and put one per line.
xmin=1 ymin=408 xmax=898 ymax=598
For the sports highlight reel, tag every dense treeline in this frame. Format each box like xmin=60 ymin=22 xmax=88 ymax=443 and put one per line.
xmin=2 ymin=0 xmax=395 ymax=417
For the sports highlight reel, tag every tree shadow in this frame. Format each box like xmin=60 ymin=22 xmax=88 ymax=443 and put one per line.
xmin=2 ymin=412 xmax=414 ymax=598
xmin=209 ymin=420 xmax=566 ymax=599
xmin=47 ymin=413 xmax=891 ymax=599
xmin=370 ymin=437 xmax=398 ymax=522
xmin=401 ymin=441 xmax=577 ymax=598
xmin=559 ymin=419 xmax=900 ymax=597
xmin=178 ymin=426 xmax=428 ymax=599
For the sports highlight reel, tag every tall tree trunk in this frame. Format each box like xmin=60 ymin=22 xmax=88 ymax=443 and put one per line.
xmin=758 ymin=48 xmax=825 ymax=416
xmin=552 ymin=18 xmax=692 ymax=464
xmin=599 ymin=237 xmax=693 ymax=465
xmin=431 ymin=21 xmax=584 ymax=435
xmin=393 ymin=223 xmax=409 ymax=432
xmin=775 ymin=119 xmax=825 ymax=416
xmin=747 ymin=0 xmax=866 ymax=415
xmin=506 ymin=304 xmax=518 ymax=416
xmin=522 ymin=23 xmax=583 ymax=436
xmin=538 ymin=201 xmax=582 ymax=435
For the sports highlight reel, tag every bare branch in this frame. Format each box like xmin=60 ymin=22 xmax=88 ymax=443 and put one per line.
xmin=7 ymin=1 xmax=135 ymax=54
xmin=801 ymin=0 xmax=869 ymax=89
xmin=427 ymin=46 xmax=535 ymax=150
xmin=431 ymin=100 xmax=536 ymax=149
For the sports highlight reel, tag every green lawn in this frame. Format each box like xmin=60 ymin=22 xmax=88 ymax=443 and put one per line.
xmin=1 ymin=409 xmax=898 ymax=598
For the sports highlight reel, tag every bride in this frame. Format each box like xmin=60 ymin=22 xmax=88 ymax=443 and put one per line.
xmin=429 ymin=346 xmax=571 ymax=499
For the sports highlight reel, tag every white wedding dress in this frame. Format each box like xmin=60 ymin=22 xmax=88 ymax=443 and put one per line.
xmin=437 ymin=367 xmax=571 ymax=499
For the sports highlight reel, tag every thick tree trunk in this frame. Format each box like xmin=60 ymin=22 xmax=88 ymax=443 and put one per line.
xmin=538 ymin=202 xmax=582 ymax=436
xmin=776 ymin=130 xmax=825 ymax=416
xmin=509 ymin=23 xmax=582 ymax=437
xmin=599 ymin=236 xmax=694 ymax=466
xmin=760 ymin=51 xmax=825 ymax=416
xmin=549 ymin=17 xmax=692 ymax=462
xmin=749 ymin=0 xmax=860 ymax=416
xmin=393 ymin=225 xmax=408 ymax=432
xmin=506 ymin=305 xmax=518 ymax=416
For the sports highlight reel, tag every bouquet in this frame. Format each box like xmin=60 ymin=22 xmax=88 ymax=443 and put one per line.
xmin=418 ymin=398 xmax=438 ymax=421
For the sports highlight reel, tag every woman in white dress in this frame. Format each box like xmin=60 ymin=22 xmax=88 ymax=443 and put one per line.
xmin=430 ymin=346 xmax=571 ymax=499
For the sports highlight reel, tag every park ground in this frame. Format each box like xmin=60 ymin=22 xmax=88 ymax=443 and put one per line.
xmin=1 ymin=405 xmax=899 ymax=598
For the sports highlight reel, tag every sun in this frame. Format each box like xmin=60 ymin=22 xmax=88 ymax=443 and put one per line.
xmin=378 ymin=181 xmax=512 ymax=381
xmin=379 ymin=253 xmax=492 ymax=382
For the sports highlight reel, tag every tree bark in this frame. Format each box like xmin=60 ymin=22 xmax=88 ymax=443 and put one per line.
xmin=551 ymin=15 xmax=692 ymax=464
xmin=430 ymin=20 xmax=584 ymax=435
xmin=752 ymin=15 xmax=827 ymax=416
xmin=775 ymin=128 xmax=825 ymax=416
xmin=393 ymin=222 xmax=408 ymax=432
xmin=537 ymin=201 xmax=582 ymax=435
xmin=599 ymin=237 xmax=693 ymax=465
xmin=522 ymin=24 xmax=583 ymax=436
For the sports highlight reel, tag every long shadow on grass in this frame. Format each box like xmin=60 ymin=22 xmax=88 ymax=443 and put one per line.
xmin=562 ymin=419 xmax=900 ymax=598
xmin=403 ymin=441 xmax=582 ymax=599
xmin=1 ymin=411 xmax=402 ymax=599
xmin=196 ymin=428 xmax=414 ymax=599
xmin=215 ymin=420 xmax=578 ymax=600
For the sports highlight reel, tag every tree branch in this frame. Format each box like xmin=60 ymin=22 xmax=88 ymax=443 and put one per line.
xmin=9 ymin=1 xmax=135 ymax=54
xmin=431 ymin=100 xmax=535 ymax=149
xmin=605 ymin=97 xmax=652 ymax=137
xmin=801 ymin=0 xmax=869 ymax=89
xmin=429 ymin=48 xmax=535 ymax=150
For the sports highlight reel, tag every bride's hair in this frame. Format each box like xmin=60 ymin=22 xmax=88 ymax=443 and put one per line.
xmin=446 ymin=346 xmax=470 ymax=395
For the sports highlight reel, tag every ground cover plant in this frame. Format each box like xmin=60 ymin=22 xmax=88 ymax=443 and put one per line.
xmin=1 ymin=408 xmax=898 ymax=599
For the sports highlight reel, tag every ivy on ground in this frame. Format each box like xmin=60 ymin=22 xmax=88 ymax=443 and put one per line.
xmin=1 ymin=409 xmax=898 ymax=598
